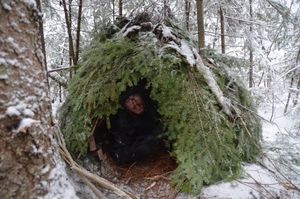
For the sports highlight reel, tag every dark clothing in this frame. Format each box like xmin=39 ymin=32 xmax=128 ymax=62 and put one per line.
xmin=107 ymin=107 xmax=163 ymax=165
xmin=94 ymin=81 xmax=164 ymax=165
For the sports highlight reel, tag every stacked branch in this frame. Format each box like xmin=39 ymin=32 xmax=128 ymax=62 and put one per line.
xmin=55 ymin=128 xmax=139 ymax=199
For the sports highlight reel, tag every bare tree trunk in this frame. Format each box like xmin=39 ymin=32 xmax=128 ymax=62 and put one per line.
xmin=293 ymin=76 xmax=300 ymax=106
xmin=68 ymin=0 xmax=73 ymax=77
xmin=163 ymin=0 xmax=167 ymax=20
xmin=249 ymin=0 xmax=254 ymax=88
xmin=213 ymin=14 xmax=219 ymax=50
xmin=292 ymin=48 xmax=300 ymax=106
xmin=112 ymin=0 xmax=115 ymax=21
xmin=62 ymin=0 xmax=75 ymax=78
xmin=0 ymin=1 xmax=54 ymax=198
xmin=220 ymin=6 xmax=225 ymax=54
xmin=118 ymin=0 xmax=123 ymax=17
xmin=249 ymin=51 xmax=254 ymax=87
xmin=185 ymin=0 xmax=191 ymax=31
xmin=75 ymin=0 xmax=83 ymax=68
xmin=196 ymin=0 xmax=205 ymax=53
xmin=284 ymin=47 xmax=300 ymax=112
xmin=284 ymin=75 xmax=294 ymax=113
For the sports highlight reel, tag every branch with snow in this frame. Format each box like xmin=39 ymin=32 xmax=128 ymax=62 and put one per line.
xmin=192 ymin=48 xmax=234 ymax=118
xmin=156 ymin=24 xmax=234 ymax=118
xmin=122 ymin=25 xmax=141 ymax=37
xmin=48 ymin=72 xmax=67 ymax=88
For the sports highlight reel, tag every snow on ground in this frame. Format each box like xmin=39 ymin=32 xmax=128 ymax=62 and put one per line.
xmin=200 ymin=90 xmax=300 ymax=199
xmin=43 ymin=95 xmax=103 ymax=199
xmin=42 ymin=148 xmax=79 ymax=199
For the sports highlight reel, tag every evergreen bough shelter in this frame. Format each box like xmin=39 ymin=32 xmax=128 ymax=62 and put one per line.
xmin=60 ymin=14 xmax=262 ymax=193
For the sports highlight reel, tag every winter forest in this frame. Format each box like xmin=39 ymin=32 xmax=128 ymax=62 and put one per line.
xmin=1 ymin=0 xmax=300 ymax=198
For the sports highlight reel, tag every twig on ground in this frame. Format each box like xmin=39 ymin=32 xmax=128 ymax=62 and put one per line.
xmin=54 ymin=128 xmax=139 ymax=199
xmin=80 ymin=175 xmax=108 ymax=199
xmin=144 ymin=175 xmax=169 ymax=181
xmin=145 ymin=182 xmax=156 ymax=191
xmin=236 ymin=180 xmax=269 ymax=198
xmin=124 ymin=162 xmax=137 ymax=177
xmin=246 ymin=173 xmax=277 ymax=198
xmin=261 ymin=155 xmax=300 ymax=192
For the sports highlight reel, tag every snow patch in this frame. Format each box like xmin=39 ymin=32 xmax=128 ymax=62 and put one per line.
xmin=0 ymin=57 xmax=7 ymax=65
xmin=0 ymin=51 xmax=8 ymax=57
xmin=5 ymin=102 xmax=35 ymax=118
xmin=6 ymin=37 xmax=26 ymax=54
xmin=22 ymin=0 xmax=37 ymax=8
xmin=2 ymin=2 xmax=12 ymax=11
xmin=15 ymin=118 xmax=39 ymax=133
xmin=41 ymin=164 xmax=50 ymax=174
xmin=42 ymin=143 xmax=79 ymax=199
xmin=5 ymin=106 xmax=21 ymax=117
xmin=0 ymin=57 xmax=22 ymax=68
xmin=181 ymin=40 xmax=196 ymax=65
xmin=161 ymin=26 xmax=178 ymax=42
xmin=0 ymin=74 xmax=8 ymax=80
xmin=23 ymin=108 xmax=35 ymax=117
xmin=122 ymin=25 xmax=141 ymax=37
xmin=31 ymin=144 xmax=44 ymax=155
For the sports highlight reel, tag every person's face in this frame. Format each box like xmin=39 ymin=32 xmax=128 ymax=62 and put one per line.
xmin=124 ymin=94 xmax=144 ymax=114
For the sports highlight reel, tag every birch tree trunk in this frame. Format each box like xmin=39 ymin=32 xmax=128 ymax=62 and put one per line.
xmin=196 ymin=0 xmax=205 ymax=53
xmin=0 ymin=1 xmax=53 ymax=198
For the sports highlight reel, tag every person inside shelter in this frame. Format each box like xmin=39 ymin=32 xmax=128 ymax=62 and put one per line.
xmin=90 ymin=81 xmax=165 ymax=165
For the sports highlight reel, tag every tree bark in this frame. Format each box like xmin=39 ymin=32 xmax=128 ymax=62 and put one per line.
xmin=293 ymin=76 xmax=300 ymax=106
xmin=293 ymin=48 xmax=300 ymax=106
xmin=0 ymin=1 xmax=53 ymax=198
xmin=185 ymin=0 xmax=191 ymax=31
xmin=196 ymin=0 xmax=205 ymax=53
xmin=284 ymin=75 xmax=294 ymax=113
xmin=220 ymin=6 xmax=225 ymax=54
xmin=36 ymin=0 xmax=49 ymax=84
xmin=112 ymin=0 xmax=115 ymax=21
xmin=118 ymin=0 xmax=123 ymax=17
xmin=249 ymin=0 xmax=254 ymax=88
xmin=284 ymin=47 xmax=300 ymax=112
xmin=163 ymin=0 xmax=167 ymax=20
xmin=62 ymin=0 xmax=75 ymax=78
xmin=75 ymin=0 xmax=83 ymax=67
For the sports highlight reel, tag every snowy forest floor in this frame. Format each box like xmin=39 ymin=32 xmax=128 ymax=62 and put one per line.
xmin=46 ymin=86 xmax=300 ymax=199
xmin=199 ymin=86 xmax=300 ymax=199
